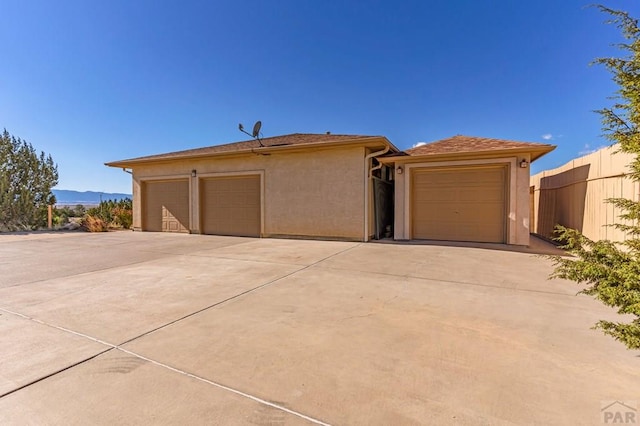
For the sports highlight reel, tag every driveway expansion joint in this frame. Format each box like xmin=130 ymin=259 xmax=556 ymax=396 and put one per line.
xmin=0 ymin=243 xmax=363 ymax=425
xmin=0 ymin=306 xmax=332 ymax=425
xmin=2 ymin=233 xmax=636 ymax=425
xmin=118 ymin=242 xmax=363 ymax=346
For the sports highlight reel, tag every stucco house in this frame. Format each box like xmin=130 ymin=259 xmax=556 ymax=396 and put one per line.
xmin=106 ymin=133 xmax=554 ymax=245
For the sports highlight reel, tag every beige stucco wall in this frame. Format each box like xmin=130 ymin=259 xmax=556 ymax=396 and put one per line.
xmin=393 ymin=155 xmax=532 ymax=246
xmin=530 ymin=145 xmax=638 ymax=243
xmin=131 ymin=146 xmax=367 ymax=240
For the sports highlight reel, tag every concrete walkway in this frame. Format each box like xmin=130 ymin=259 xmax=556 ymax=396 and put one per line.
xmin=0 ymin=232 xmax=636 ymax=425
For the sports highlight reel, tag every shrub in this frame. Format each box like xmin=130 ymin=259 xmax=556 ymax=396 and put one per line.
xmin=52 ymin=207 xmax=70 ymax=227
xmin=112 ymin=206 xmax=133 ymax=229
xmin=0 ymin=129 xmax=58 ymax=231
xmin=548 ymin=6 xmax=640 ymax=349
xmin=83 ymin=198 xmax=133 ymax=231
xmin=72 ymin=204 xmax=86 ymax=217
xmin=81 ymin=214 xmax=109 ymax=232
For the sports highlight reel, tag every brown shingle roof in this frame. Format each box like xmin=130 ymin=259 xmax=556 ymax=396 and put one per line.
xmin=399 ymin=135 xmax=555 ymax=161
xmin=106 ymin=133 xmax=389 ymax=166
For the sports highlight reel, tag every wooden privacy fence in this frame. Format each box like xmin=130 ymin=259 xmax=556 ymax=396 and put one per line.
xmin=530 ymin=145 xmax=639 ymax=243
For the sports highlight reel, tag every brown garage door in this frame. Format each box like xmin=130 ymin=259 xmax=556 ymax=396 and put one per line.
xmin=143 ymin=180 xmax=189 ymax=233
xmin=411 ymin=166 xmax=507 ymax=243
xmin=200 ymin=175 xmax=260 ymax=237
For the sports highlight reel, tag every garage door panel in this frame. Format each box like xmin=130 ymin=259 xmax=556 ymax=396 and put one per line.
xmin=470 ymin=204 xmax=504 ymax=218
xmin=411 ymin=166 xmax=507 ymax=243
xmin=458 ymin=188 xmax=496 ymax=202
xmin=417 ymin=188 xmax=457 ymax=202
xmin=201 ymin=175 xmax=260 ymax=237
xmin=415 ymin=204 xmax=455 ymax=221
xmin=457 ymin=224 xmax=501 ymax=242
xmin=457 ymin=202 xmax=503 ymax=212
xmin=144 ymin=180 xmax=189 ymax=233
xmin=415 ymin=221 xmax=462 ymax=240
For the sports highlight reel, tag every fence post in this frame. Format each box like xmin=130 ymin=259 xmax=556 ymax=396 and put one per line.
xmin=48 ymin=205 xmax=52 ymax=229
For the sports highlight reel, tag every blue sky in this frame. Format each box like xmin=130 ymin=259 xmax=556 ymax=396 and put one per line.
xmin=1 ymin=0 xmax=638 ymax=194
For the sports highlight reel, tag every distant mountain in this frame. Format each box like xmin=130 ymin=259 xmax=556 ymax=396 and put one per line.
xmin=53 ymin=190 xmax=132 ymax=205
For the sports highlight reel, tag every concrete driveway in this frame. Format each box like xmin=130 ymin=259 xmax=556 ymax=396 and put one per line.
xmin=0 ymin=232 xmax=636 ymax=425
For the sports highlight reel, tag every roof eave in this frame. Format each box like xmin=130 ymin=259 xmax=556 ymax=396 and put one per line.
xmin=530 ymin=145 xmax=556 ymax=161
xmin=378 ymin=146 xmax=556 ymax=163
xmin=105 ymin=136 xmax=397 ymax=168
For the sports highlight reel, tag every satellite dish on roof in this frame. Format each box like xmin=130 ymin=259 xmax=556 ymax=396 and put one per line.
xmin=252 ymin=121 xmax=262 ymax=138
xmin=237 ymin=120 xmax=264 ymax=147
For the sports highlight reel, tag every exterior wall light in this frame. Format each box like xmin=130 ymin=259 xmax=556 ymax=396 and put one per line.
xmin=191 ymin=169 xmax=197 ymax=177
xmin=396 ymin=166 xmax=404 ymax=174
xmin=520 ymin=159 xmax=529 ymax=168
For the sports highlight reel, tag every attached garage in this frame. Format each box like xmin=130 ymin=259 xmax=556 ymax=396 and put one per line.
xmin=411 ymin=165 xmax=507 ymax=243
xmin=382 ymin=135 xmax=556 ymax=246
xmin=143 ymin=179 xmax=189 ymax=232
xmin=200 ymin=175 xmax=261 ymax=237
xmin=107 ymin=133 xmax=395 ymax=241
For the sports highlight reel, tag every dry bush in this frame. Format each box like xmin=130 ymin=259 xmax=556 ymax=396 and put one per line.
xmin=112 ymin=206 xmax=133 ymax=229
xmin=81 ymin=214 xmax=109 ymax=232
xmin=85 ymin=198 xmax=132 ymax=230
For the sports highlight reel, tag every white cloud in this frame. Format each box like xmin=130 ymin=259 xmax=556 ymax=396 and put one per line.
xmin=578 ymin=144 xmax=594 ymax=156
xmin=541 ymin=133 xmax=553 ymax=140
xmin=578 ymin=143 xmax=607 ymax=156
xmin=412 ymin=142 xmax=427 ymax=148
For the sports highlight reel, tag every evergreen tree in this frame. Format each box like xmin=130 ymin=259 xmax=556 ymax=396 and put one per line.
xmin=549 ymin=6 xmax=640 ymax=349
xmin=0 ymin=129 xmax=58 ymax=230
